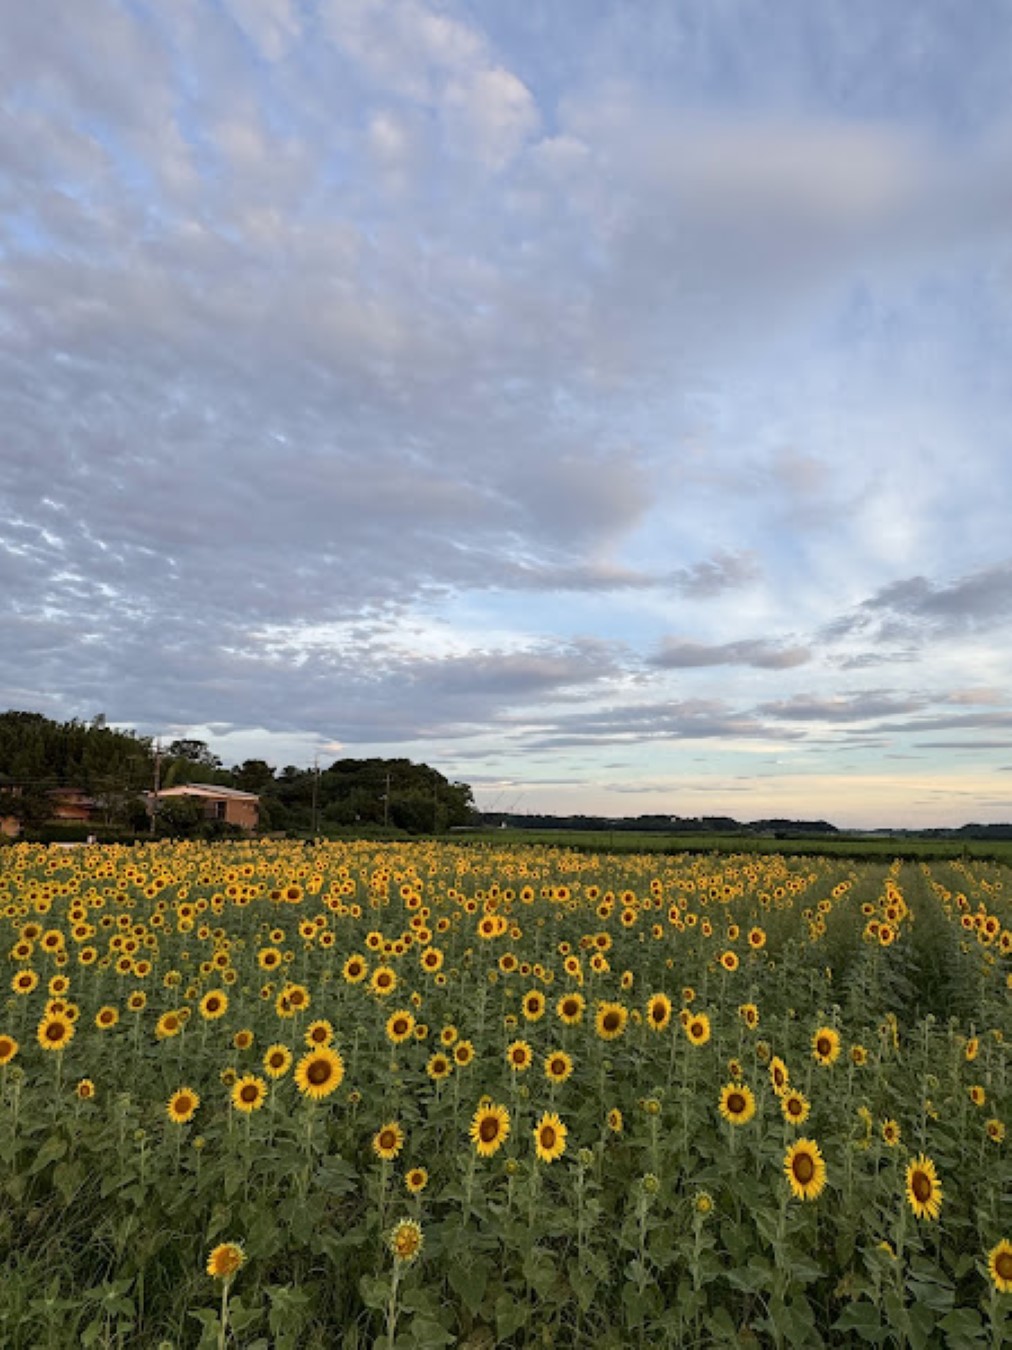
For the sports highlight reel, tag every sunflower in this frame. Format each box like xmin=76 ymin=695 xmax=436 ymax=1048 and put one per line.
xmin=544 ymin=1050 xmax=574 ymax=1084
xmin=595 ymin=1002 xmax=629 ymax=1041
xmin=781 ymin=1090 xmax=810 ymax=1126
xmin=386 ymin=1010 xmax=415 ymax=1045
xmin=155 ymin=1011 xmax=183 ymax=1040
xmin=207 ymin=1242 xmax=245 ymax=1280
xmin=646 ymin=993 xmax=672 ymax=1032
xmin=369 ymin=966 xmax=396 ymax=997
xmin=0 ymin=1034 xmax=18 ymax=1065
xmin=199 ymin=989 xmax=228 ymax=1021
xmin=738 ymin=1003 xmax=760 ymax=1030
xmin=258 ymin=946 xmax=282 ymax=971
xmin=342 ymin=954 xmax=368 ymax=983
xmin=470 ymin=1101 xmax=510 ymax=1157
xmin=988 ymin=1239 xmax=1012 ymax=1294
xmin=232 ymin=1074 xmax=268 ymax=1113
xmin=965 ymin=1036 xmax=979 ymax=1062
xmin=304 ymin=1018 xmax=334 ymax=1048
xmin=388 ymin=1218 xmax=424 ymax=1264
xmin=405 ymin=1167 xmax=429 ymax=1194
xmin=262 ymin=1043 xmax=293 ymax=1078
xmin=453 ymin=1039 xmax=475 ymax=1067
xmin=684 ymin=1011 xmax=711 ymax=1047
xmin=969 ymin=1084 xmax=986 ymax=1108
xmin=534 ymin=1111 xmax=568 ymax=1163
xmin=607 ymin=1107 xmax=623 ymax=1134
xmin=426 ymin=1052 xmax=452 ymax=1081
xmin=849 ymin=1044 xmax=868 ymax=1067
xmin=719 ymin=950 xmax=739 ymax=973
xmin=522 ymin=989 xmax=546 ymax=1022
xmin=37 ymin=1011 xmax=74 ymax=1053
xmin=294 ymin=1045 xmax=345 ymax=1100
xmin=373 ymin=1121 xmax=405 ymax=1161
xmin=905 ymin=1154 xmax=942 ymax=1221
xmin=95 ymin=1005 xmax=119 ymax=1030
xmin=986 ymin=1118 xmax=1006 ymax=1143
xmin=167 ymin=1087 xmax=201 ymax=1124
xmin=556 ymin=992 xmax=585 ymax=1025
xmin=747 ymin=927 xmax=766 ymax=949
xmin=718 ymin=1082 xmax=756 ymax=1126
xmin=12 ymin=969 xmax=39 ymax=995
xmin=784 ymin=1138 xmax=827 ymax=1201
xmin=881 ymin=1118 xmax=901 ymax=1147
xmin=811 ymin=1026 xmax=841 ymax=1066
xmin=506 ymin=1039 xmax=533 ymax=1072
xmin=233 ymin=1028 xmax=254 ymax=1051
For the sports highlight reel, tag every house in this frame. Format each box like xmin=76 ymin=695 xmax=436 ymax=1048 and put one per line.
xmin=0 ymin=784 xmax=102 ymax=838
xmin=149 ymin=783 xmax=259 ymax=830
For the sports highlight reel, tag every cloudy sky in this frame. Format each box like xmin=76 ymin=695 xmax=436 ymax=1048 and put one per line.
xmin=3 ymin=0 xmax=1012 ymax=827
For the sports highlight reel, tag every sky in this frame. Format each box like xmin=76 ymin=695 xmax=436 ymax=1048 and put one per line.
xmin=3 ymin=0 xmax=1012 ymax=829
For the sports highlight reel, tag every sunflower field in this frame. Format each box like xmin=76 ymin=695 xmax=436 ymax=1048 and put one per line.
xmin=0 ymin=839 xmax=1009 ymax=1348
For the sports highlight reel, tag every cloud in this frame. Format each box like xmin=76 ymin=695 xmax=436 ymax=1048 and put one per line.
xmin=756 ymin=692 xmax=929 ymax=722
xmin=652 ymin=638 xmax=810 ymax=670
xmin=830 ymin=561 xmax=1012 ymax=644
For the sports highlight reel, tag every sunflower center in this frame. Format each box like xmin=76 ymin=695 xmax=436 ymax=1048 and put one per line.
xmin=911 ymin=1172 xmax=932 ymax=1203
xmin=177 ymin=1095 xmax=193 ymax=1113
xmin=379 ymin=1130 xmax=397 ymax=1150
xmin=307 ymin=1060 xmax=332 ymax=1085
xmin=728 ymin=1093 xmax=746 ymax=1115
xmin=603 ymin=1013 xmax=620 ymax=1032
xmin=817 ymin=1038 xmax=831 ymax=1056
xmin=651 ymin=1005 xmax=665 ymax=1022
xmin=240 ymin=1085 xmax=258 ymax=1102
xmin=45 ymin=1023 xmax=66 ymax=1042
xmin=793 ymin=1153 xmax=815 ymax=1184
xmin=788 ymin=1098 xmax=802 ymax=1117
xmin=479 ymin=1116 xmax=500 ymax=1142
xmin=541 ymin=1126 xmax=557 ymax=1149
xmin=996 ymin=1252 xmax=1012 ymax=1281
xmin=690 ymin=1022 xmax=703 ymax=1038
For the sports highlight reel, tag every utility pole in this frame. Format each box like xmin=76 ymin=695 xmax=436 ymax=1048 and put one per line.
xmin=310 ymin=754 xmax=319 ymax=838
xmin=383 ymin=770 xmax=390 ymax=828
xmin=150 ymin=739 xmax=161 ymax=835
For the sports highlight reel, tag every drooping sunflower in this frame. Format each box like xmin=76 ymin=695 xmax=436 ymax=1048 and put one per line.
xmin=294 ymin=1045 xmax=344 ymax=1100
xmin=37 ymin=1011 xmax=75 ymax=1053
xmin=780 ymin=1089 xmax=810 ymax=1126
xmin=646 ymin=993 xmax=672 ymax=1032
xmin=811 ymin=1026 xmax=841 ymax=1066
xmin=534 ymin=1111 xmax=568 ymax=1163
xmin=784 ymin=1138 xmax=827 ymax=1201
xmin=544 ymin=1050 xmax=574 ymax=1084
xmin=905 ymin=1154 xmax=943 ymax=1221
xmin=595 ymin=1001 xmax=629 ymax=1041
xmin=0 ymin=1033 xmax=18 ymax=1065
xmin=986 ymin=1118 xmax=1006 ymax=1143
xmin=388 ymin=1218 xmax=423 ymax=1264
xmin=232 ymin=1074 xmax=268 ymax=1113
xmin=207 ymin=1242 xmax=245 ymax=1280
xmin=373 ymin=1121 xmax=405 ymax=1161
xmin=718 ymin=1082 xmax=756 ymax=1127
xmin=969 ymin=1084 xmax=986 ymax=1108
xmin=385 ymin=1010 xmax=415 ymax=1045
xmin=263 ymin=1043 xmax=293 ymax=1079
xmin=988 ymin=1239 xmax=1012 ymax=1294
xmin=304 ymin=1018 xmax=333 ymax=1048
xmin=556 ymin=992 xmax=585 ymax=1025
xmin=470 ymin=1101 xmax=510 ymax=1157
xmin=684 ymin=1011 xmax=711 ymax=1047
xmin=167 ymin=1087 xmax=201 ymax=1124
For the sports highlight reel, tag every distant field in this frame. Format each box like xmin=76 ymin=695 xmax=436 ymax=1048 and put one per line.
xmin=458 ymin=826 xmax=1012 ymax=864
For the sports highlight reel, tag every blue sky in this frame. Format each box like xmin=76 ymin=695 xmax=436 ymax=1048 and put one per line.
xmin=2 ymin=0 xmax=1012 ymax=827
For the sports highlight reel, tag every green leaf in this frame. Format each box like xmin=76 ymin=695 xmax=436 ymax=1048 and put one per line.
xmin=30 ymin=1133 xmax=66 ymax=1173
xmin=833 ymin=1301 xmax=885 ymax=1341
xmin=359 ymin=1274 xmax=391 ymax=1312
xmin=447 ymin=1255 xmax=489 ymax=1315
xmin=494 ymin=1292 xmax=528 ymax=1340
xmin=408 ymin=1314 xmax=455 ymax=1348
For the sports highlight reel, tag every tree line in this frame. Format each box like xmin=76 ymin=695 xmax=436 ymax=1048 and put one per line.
xmin=0 ymin=711 xmax=474 ymax=837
